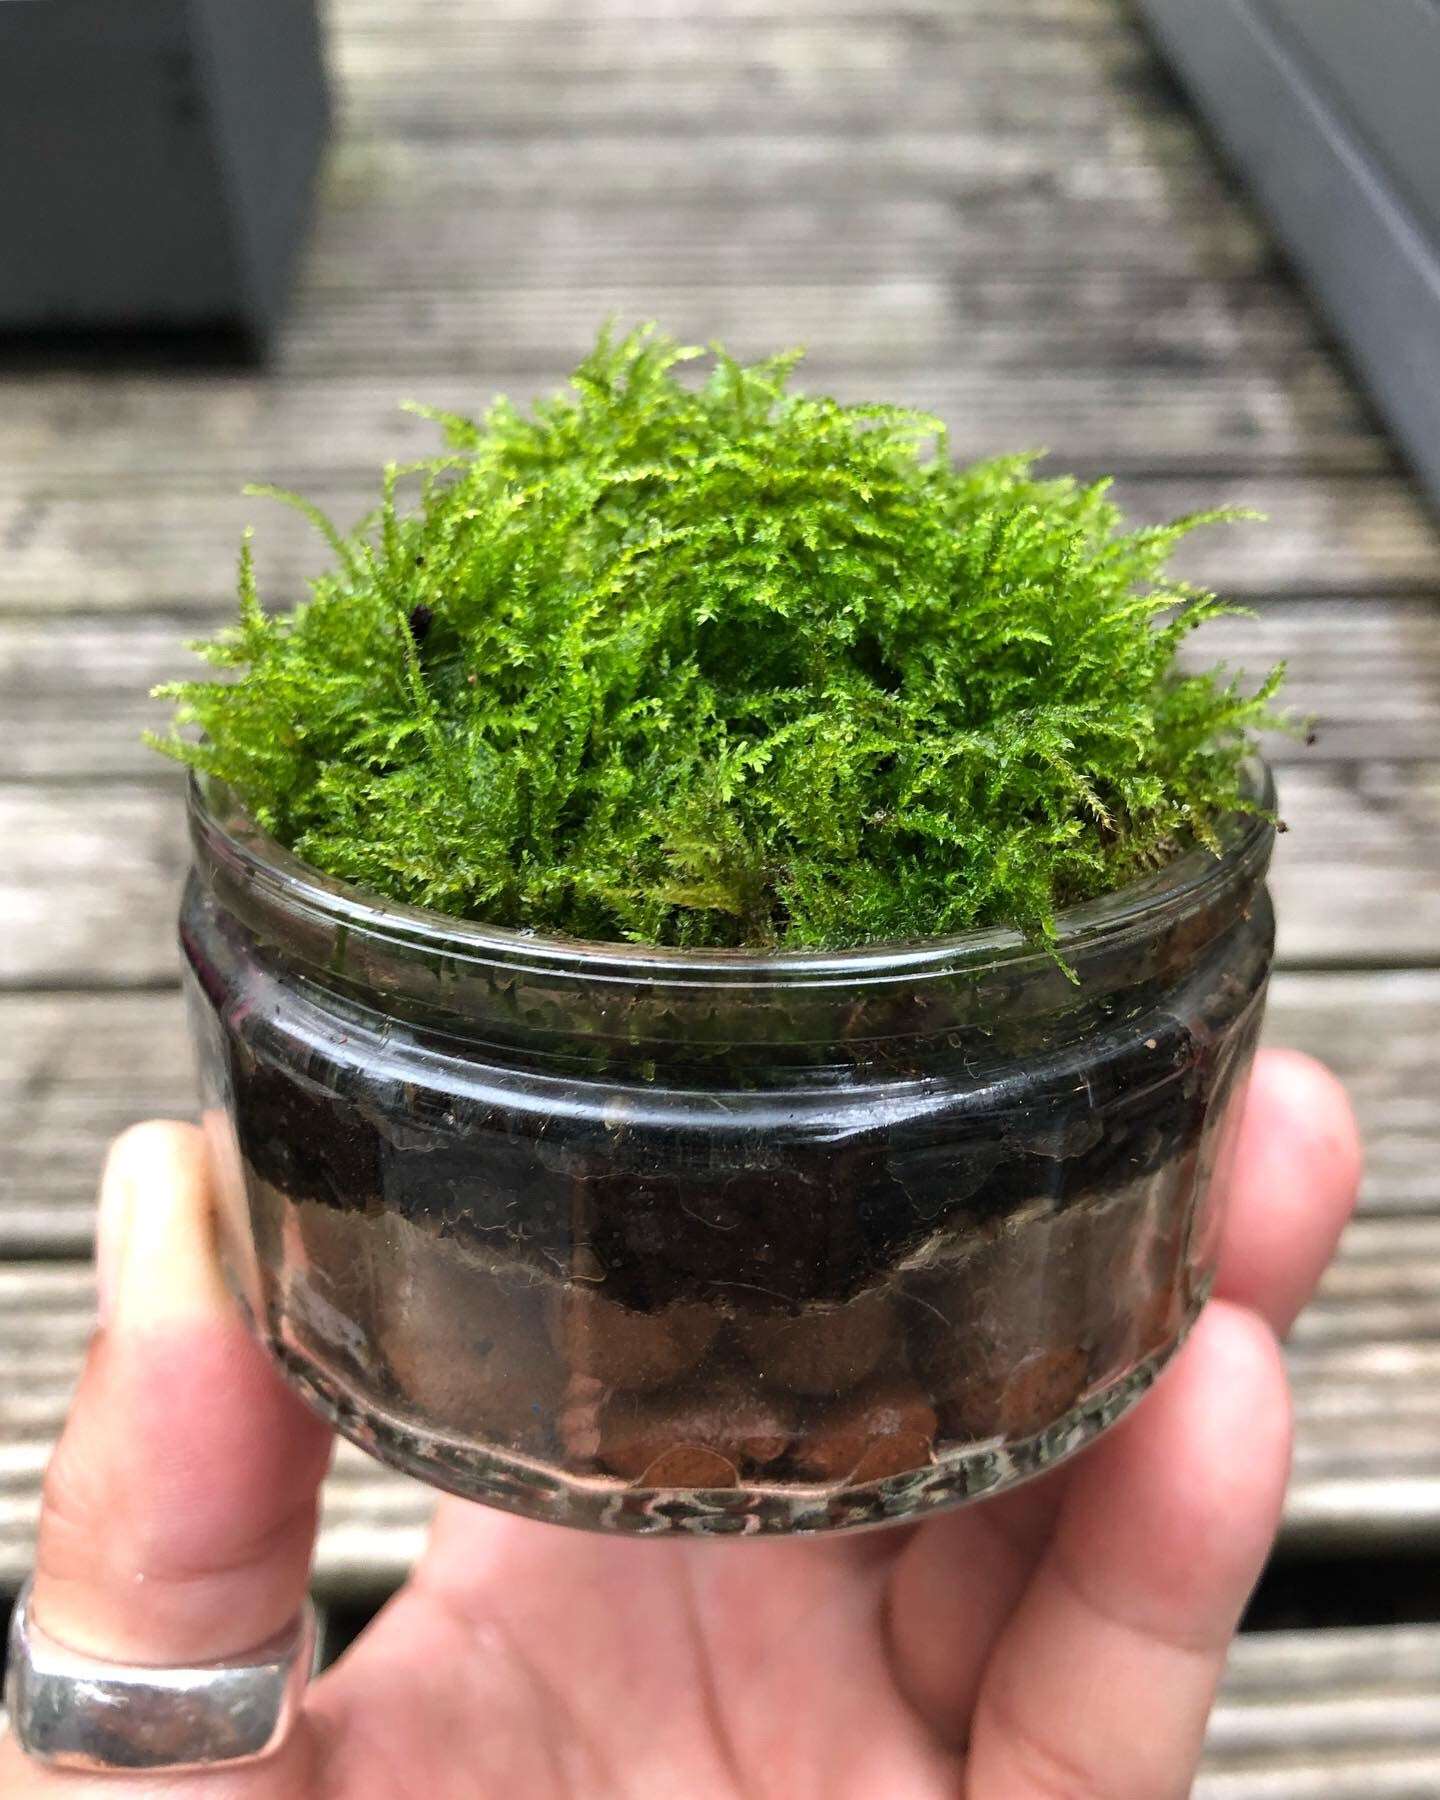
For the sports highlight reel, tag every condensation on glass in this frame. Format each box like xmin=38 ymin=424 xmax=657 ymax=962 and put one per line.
xmin=182 ymin=769 xmax=1275 ymax=1536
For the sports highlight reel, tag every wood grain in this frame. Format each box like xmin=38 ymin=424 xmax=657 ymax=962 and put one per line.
xmin=292 ymin=194 xmax=1276 ymax=288
xmin=337 ymin=0 xmax=1110 ymax=25
xmin=328 ymin=17 xmax=1168 ymax=139
xmin=262 ymin=277 xmax=1344 ymax=378
xmin=1267 ymin=762 xmax=1440 ymax=966
xmin=1201 ymin=1625 xmax=1440 ymax=1795
xmin=0 ymin=359 xmax=1390 ymax=490
xmin=317 ymin=129 xmax=1247 ymax=212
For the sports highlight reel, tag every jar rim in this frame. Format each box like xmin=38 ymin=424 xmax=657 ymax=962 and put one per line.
xmin=187 ymin=761 xmax=1276 ymax=992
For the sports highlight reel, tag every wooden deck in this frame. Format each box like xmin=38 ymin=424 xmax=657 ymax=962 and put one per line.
xmin=2 ymin=0 xmax=1438 ymax=1779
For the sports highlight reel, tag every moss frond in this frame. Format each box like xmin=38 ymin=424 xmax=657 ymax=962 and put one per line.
xmin=151 ymin=324 xmax=1282 ymax=949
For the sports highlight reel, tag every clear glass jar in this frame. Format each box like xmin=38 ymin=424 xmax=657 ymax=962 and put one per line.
xmin=181 ymin=768 xmax=1275 ymax=1536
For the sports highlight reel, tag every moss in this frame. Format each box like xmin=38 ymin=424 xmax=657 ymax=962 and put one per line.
xmin=151 ymin=323 xmax=1282 ymax=951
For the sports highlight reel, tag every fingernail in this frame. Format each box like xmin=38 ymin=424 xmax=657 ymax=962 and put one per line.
xmin=104 ymin=1127 xmax=232 ymax=1334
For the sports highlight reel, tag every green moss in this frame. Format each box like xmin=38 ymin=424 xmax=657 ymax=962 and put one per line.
xmin=151 ymin=323 xmax=1282 ymax=951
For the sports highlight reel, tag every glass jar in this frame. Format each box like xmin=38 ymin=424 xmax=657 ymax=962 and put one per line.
xmin=181 ymin=767 xmax=1275 ymax=1536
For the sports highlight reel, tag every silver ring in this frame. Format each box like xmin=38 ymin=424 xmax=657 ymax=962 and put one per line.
xmin=4 ymin=1576 xmax=316 ymax=1773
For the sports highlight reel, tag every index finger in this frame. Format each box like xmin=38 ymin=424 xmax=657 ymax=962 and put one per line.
xmin=1212 ymin=1048 xmax=1362 ymax=1337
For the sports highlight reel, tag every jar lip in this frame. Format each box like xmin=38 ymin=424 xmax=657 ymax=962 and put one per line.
xmin=187 ymin=760 xmax=1275 ymax=988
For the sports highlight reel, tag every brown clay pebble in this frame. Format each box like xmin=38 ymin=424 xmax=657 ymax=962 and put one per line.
xmin=1134 ymin=1184 xmax=1196 ymax=1360
xmin=596 ymin=1380 xmax=794 ymax=1484
xmin=1073 ymin=1182 xmax=1154 ymax=1386
xmin=382 ymin=1232 xmax=561 ymax=1453
xmin=637 ymin=1446 xmax=740 ymax=1488
xmin=937 ymin=1340 xmax=1090 ymax=1443
xmin=934 ymin=1372 xmax=999 ymax=1442
xmin=904 ymin=1205 xmax=1078 ymax=1387
xmin=794 ymin=1378 xmax=937 ymax=1484
xmin=849 ymin=1428 xmax=937 ymax=1485
xmin=1082 ymin=1218 xmax=1146 ymax=1383
xmin=996 ymin=1346 xmax=1090 ymax=1438
xmin=908 ymin=1186 xmax=1157 ymax=1441
xmin=734 ymin=1287 xmax=899 ymax=1395
xmin=293 ymin=1197 xmax=378 ymax=1303
xmin=546 ymin=1286 xmax=720 ymax=1392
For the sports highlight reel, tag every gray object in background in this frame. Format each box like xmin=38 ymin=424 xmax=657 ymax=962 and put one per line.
xmin=1137 ymin=0 xmax=1440 ymax=507
xmin=0 ymin=0 xmax=328 ymax=349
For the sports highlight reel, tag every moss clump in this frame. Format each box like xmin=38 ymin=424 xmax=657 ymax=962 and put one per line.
xmin=152 ymin=324 xmax=1280 ymax=951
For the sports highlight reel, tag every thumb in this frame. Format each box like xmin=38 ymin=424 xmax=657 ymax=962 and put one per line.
xmin=31 ymin=1121 xmax=332 ymax=1665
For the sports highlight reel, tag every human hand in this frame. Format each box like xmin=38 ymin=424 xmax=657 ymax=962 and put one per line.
xmin=2 ymin=1049 xmax=1359 ymax=1799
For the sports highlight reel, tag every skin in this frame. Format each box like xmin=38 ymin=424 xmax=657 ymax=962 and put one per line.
xmin=3 ymin=1048 xmax=1360 ymax=1799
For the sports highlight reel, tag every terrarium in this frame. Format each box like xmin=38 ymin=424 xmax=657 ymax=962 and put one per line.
xmin=157 ymin=326 xmax=1282 ymax=1535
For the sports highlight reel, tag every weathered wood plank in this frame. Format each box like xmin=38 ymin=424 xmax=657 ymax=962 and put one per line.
xmin=265 ymin=277 xmax=1338 ymax=380
xmin=328 ymin=18 xmax=1167 ymax=141
xmin=0 ymin=273 xmax=1349 ymax=390
xmin=317 ymin=129 xmax=1251 ymax=211
xmin=0 ymin=785 xmax=190 ymax=989
xmin=1190 ymin=603 xmax=1440 ymax=764
xmin=25 ymin=369 xmax=1405 ymax=491
xmin=311 ymin=127 xmax=1238 ymax=215
xmin=1217 ymin=1623 xmax=1440 ymax=1695
xmin=1200 ymin=1754 xmax=1440 ymax=1798
xmin=4 ymin=599 xmax=1435 ymax=781
xmin=1 ymin=762 xmax=1435 ymax=988
xmin=1269 ymin=1221 xmax=1440 ymax=1557
xmin=1200 ymin=1624 xmax=1440 ymax=1795
xmin=1262 ymin=972 xmax=1438 ymax=1217
xmin=0 ymin=619 xmax=195 ymax=782
xmin=1266 ymin=762 xmax=1440 ymax=965
xmin=2 ymin=971 xmax=1434 ymax=1256
xmin=338 ymin=0 xmax=1113 ymax=26
xmin=0 ymin=991 xmax=189 ymax=1255
xmin=1292 ymin=1219 xmax=1440 ymax=1358
xmin=1209 ymin=1684 xmax=1440 ymax=1756
xmin=0 ymin=361 xmax=1392 ymax=491
xmin=333 ymin=9 xmax=1136 ymax=60
xmin=293 ymin=193 xmax=1271 ymax=288
xmin=3 ymin=476 xmax=1434 ymax=617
